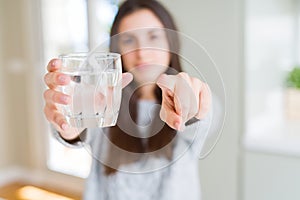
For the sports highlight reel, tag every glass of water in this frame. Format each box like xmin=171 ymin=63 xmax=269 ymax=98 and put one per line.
xmin=58 ymin=52 xmax=122 ymax=128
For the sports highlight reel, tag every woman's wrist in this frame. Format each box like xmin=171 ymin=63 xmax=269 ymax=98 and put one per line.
xmin=58 ymin=127 xmax=85 ymax=141
xmin=51 ymin=125 xmax=87 ymax=147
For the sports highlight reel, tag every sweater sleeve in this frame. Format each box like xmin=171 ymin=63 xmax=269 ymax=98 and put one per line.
xmin=175 ymin=94 xmax=223 ymax=158
xmin=175 ymin=112 xmax=212 ymax=157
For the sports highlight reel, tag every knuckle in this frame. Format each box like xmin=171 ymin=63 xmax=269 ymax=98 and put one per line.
xmin=44 ymin=72 xmax=57 ymax=88
xmin=52 ymin=91 xmax=61 ymax=102
xmin=43 ymin=90 xmax=48 ymax=99
xmin=178 ymin=72 xmax=188 ymax=78
xmin=53 ymin=113 xmax=60 ymax=124
xmin=44 ymin=73 xmax=50 ymax=84
xmin=45 ymin=114 xmax=52 ymax=123
xmin=43 ymin=106 xmax=48 ymax=116
xmin=191 ymin=77 xmax=201 ymax=86
xmin=43 ymin=89 xmax=51 ymax=100
xmin=178 ymin=72 xmax=190 ymax=82
xmin=177 ymin=72 xmax=191 ymax=86
xmin=44 ymin=106 xmax=53 ymax=122
xmin=55 ymin=73 xmax=62 ymax=83
xmin=57 ymin=117 xmax=64 ymax=126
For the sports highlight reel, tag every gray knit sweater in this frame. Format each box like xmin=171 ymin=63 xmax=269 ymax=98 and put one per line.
xmin=53 ymin=100 xmax=211 ymax=200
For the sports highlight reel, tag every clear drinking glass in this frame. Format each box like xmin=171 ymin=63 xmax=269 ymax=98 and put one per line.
xmin=58 ymin=52 xmax=122 ymax=128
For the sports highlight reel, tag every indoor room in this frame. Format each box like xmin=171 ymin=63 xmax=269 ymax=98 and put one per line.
xmin=0 ymin=0 xmax=299 ymax=199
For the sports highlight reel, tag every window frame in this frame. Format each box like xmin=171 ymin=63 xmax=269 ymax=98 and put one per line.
xmin=243 ymin=0 xmax=300 ymax=156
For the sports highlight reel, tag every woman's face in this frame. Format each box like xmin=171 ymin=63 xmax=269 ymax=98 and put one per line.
xmin=118 ymin=9 xmax=171 ymax=84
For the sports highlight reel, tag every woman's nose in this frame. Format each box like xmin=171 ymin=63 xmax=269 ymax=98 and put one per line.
xmin=136 ymin=48 xmax=151 ymax=60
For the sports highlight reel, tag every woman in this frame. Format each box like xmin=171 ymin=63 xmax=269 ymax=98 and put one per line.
xmin=44 ymin=0 xmax=211 ymax=199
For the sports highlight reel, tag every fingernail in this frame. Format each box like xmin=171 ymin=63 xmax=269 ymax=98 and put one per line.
xmin=61 ymin=96 xmax=69 ymax=103
xmin=61 ymin=123 xmax=69 ymax=130
xmin=52 ymin=60 xmax=57 ymax=67
xmin=59 ymin=75 xmax=66 ymax=83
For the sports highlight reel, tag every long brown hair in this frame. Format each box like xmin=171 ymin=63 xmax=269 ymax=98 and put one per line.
xmin=104 ymin=0 xmax=182 ymax=175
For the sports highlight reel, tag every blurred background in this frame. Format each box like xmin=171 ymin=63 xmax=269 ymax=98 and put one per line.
xmin=0 ymin=0 xmax=300 ymax=199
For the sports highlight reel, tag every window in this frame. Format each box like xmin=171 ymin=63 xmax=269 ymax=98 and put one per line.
xmin=41 ymin=0 xmax=119 ymax=178
xmin=244 ymin=0 xmax=300 ymax=155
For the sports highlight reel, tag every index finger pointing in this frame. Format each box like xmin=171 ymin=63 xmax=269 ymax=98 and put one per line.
xmin=156 ymin=74 xmax=176 ymax=92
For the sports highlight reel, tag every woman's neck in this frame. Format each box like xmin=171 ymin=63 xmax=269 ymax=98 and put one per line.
xmin=138 ymin=84 xmax=156 ymax=100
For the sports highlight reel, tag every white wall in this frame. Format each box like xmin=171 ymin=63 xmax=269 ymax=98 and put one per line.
xmin=0 ymin=0 xmax=7 ymax=168
xmin=162 ymin=0 xmax=243 ymax=200
xmin=0 ymin=0 xmax=34 ymax=168
xmin=243 ymin=151 xmax=300 ymax=200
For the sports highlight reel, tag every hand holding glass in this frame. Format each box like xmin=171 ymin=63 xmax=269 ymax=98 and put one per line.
xmin=58 ymin=52 xmax=122 ymax=128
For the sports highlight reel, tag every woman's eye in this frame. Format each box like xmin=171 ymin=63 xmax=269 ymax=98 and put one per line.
xmin=150 ymin=34 xmax=159 ymax=40
xmin=121 ymin=38 xmax=134 ymax=45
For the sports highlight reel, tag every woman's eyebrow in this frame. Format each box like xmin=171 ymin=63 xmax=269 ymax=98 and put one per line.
xmin=147 ymin=29 xmax=164 ymax=35
xmin=119 ymin=33 xmax=133 ymax=38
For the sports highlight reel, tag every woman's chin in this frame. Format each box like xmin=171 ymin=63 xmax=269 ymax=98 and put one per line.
xmin=134 ymin=74 xmax=160 ymax=85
